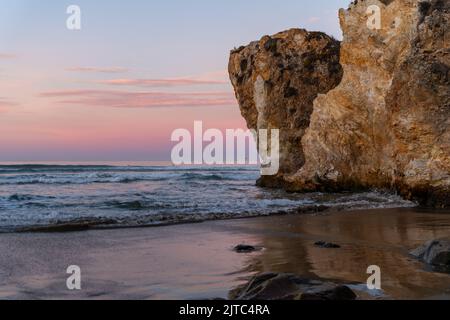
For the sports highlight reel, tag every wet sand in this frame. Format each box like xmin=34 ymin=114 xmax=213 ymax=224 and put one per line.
xmin=0 ymin=207 xmax=449 ymax=300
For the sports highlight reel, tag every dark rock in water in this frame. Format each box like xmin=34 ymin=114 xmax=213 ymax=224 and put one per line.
xmin=234 ymin=244 xmax=258 ymax=253
xmin=300 ymin=285 xmax=356 ymax=301
xmin=314 ymin=241 xmax=341 ymax=249
xmin=410 ymin=240 xmax=450 ymax=272
xmin=229 ymin=273 xmax=356 ymax=300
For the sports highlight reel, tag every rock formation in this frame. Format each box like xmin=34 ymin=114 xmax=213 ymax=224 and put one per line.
xmin=229 ymin=29 xmax=343 ymax=187
xmin=229 ymin=0 xmax=449 ymax=207
xmin=229 ymin=272 xmax=357 ymax=300
xmin=411 ymin=239 xmax=450 ymax=272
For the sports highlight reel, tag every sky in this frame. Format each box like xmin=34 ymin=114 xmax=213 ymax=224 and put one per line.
xmin=0 ymin=0 xmax=349 ymax=161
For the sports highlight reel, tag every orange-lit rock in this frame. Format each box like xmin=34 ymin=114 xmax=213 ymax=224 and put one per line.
xmin=229 ymin=0 xmax=449 ymax=207
xmin=229 ymin=29 xmax=342 ymax=187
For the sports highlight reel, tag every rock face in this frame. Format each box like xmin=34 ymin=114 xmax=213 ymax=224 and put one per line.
xmin=229 ymin=0 xmax=450 ymax=207
xmin=411 ymin=239 xmax=450 ymax=271
xmin=229 ymin=273 xmax=357 ymax=300
xmin=229 ymin=29 xmax=343 ymax=187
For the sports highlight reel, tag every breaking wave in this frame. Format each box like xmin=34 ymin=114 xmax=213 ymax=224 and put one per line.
xmin=0 ymin=164 xmax=416 ymax=233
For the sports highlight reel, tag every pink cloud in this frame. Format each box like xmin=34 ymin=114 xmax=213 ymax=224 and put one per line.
xmin=66 ymin=66 xmax=128 ymax=73
xmin=0 ymin=98 xmax=16 ymax=112
xmin=39 ymin=89 xmax=237 ymax=108
xmin=99 ymin=78 xmax=227 ymax=87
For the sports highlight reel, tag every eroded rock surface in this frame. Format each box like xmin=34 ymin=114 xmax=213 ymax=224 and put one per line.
xmin=229 ymin=29 xmax=343 ymax=187
xmin=229 ymin=0 xmax=450 ymax=207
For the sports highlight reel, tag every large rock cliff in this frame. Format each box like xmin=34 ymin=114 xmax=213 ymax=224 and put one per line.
xmin=229 ymin=0 xmax=449 ymax=208
xmin=229 ymin=29 xmax=343 ymax=187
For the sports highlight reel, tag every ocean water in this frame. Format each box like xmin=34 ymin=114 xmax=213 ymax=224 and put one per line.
xmin=0 ymin=162 xmax=415 ymax=232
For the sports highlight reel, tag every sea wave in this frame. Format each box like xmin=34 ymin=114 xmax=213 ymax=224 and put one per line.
xmin=11 ymin=205 xmax=330 ymax=233
xmin=0 ymin=173 xmax=182 ymax=185
xmin=8 ymin=197 xmax=417 ymax=234
xmin=7 ymin=194 xmax=56 ymax=202
xmin=0 ymin=164 xmax=417 ymax=234
xmin=0 ymin=166 xmax=257 ymax=185
xmin=0 ymin=192 xmax=416 ymax=234
xmin=0 ymin=164 xmax=258 ymax=174
xmin=103 ymin=200 xmax=175 ymax=210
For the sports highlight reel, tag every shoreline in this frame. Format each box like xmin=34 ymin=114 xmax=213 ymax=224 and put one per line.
xmin=11 ymin=201 xmax=418 ymax=234
xmin=0 ymin=207 xmax=449 ymax=300
xmin=12 ymin=204 xmax=333 ymax=234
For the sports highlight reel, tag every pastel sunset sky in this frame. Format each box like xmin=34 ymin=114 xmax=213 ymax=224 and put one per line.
xmin=0 ymin=0 xmax=348 ymax=161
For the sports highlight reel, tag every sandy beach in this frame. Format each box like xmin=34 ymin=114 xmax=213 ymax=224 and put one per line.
xmin=0 ymin=207 xmax=449 ymax=300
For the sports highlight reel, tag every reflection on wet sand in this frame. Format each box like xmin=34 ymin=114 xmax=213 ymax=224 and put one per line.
xmin=234 ymin=208 xmax=450 ymax=299
xmin=0 ymin=207 xmax=448 ymax=299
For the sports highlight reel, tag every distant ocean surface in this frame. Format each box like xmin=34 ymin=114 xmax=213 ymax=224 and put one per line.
xmin=0 ymin=162 xmax=415 ymax=232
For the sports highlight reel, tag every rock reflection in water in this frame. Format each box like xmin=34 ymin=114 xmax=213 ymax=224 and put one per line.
xmin=233 ymin=208 xmax=450 ymax=299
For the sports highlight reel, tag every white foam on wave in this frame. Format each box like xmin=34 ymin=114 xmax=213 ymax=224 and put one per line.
xmin=0 ymin=165 xmax=417 ymax=232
